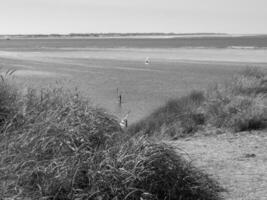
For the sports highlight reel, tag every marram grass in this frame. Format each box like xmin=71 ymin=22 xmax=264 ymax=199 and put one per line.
xmin=0 ymin=78 xmax=222 ymax=199
xmin=128 ymin=67 xmax=267 ymax=138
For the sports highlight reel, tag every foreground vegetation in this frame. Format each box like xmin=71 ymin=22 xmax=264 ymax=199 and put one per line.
xmin=1 ymin=67 xmax=265 ymax=199
xmin=128 ymin=68 xmax=267 ymax=138
xmin=0 ymin=73 xmax=221 ymax=199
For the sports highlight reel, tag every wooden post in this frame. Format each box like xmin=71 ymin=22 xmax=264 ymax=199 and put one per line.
xmin=119 ymin=94 xmax=122 ymax=106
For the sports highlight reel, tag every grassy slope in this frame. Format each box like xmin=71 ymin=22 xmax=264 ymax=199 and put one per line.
xmin=0 ymin=76 xmax=221 ymax=199
xmin=1 ymin=67 xmax=266 ymax=200
xmin=126 ymin=67 xmax=267 ymax=199
xmin=128 ymin=68 xmax=267 ymax=138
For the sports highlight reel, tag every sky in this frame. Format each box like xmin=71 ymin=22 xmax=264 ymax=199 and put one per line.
xmin=0 ymin=0 xmax=267 ymax=34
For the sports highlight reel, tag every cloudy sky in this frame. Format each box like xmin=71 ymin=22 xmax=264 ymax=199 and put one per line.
xmin=0 ymin=0 xmax=266 ymax=34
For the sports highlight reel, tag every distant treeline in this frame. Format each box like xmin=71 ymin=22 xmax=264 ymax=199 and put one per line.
xmin=0 ymin=32 xmax=228 ymax=38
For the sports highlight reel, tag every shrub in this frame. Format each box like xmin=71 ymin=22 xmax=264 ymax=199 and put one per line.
xmin=205 ymin=68 xmax=267 ymax=131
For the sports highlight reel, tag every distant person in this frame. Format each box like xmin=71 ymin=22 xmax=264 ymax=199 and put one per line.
xmin=120 ymin=118 xmax=128 ymax=128
xmin=145 ymin=57 xmax=150 ymax=65
xmin=119 ymin=111 xmax=130 ymax=128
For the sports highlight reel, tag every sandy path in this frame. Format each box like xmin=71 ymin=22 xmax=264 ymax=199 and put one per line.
xmin=167 ymin=131 xmax=267 ymax=200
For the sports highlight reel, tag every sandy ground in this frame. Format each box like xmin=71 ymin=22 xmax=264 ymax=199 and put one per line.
xmin=167 ymin=131 xmax=267 ymax=200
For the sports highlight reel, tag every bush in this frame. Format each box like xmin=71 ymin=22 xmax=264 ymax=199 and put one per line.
xmin=205 ymin=68 xmax=267 ymax=131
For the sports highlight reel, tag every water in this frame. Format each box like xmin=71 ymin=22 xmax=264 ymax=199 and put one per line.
xmin=0 ymin=37 xmax=267 ymax=123
xmin=1 ymin=35 xmax=267 ymax=50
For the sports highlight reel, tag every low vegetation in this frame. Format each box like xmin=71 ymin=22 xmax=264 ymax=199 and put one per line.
xmin=0 ymin=74 xmax=221 ymax=199
xmin=2 ymin=67 xmax=265 ymax=199
xmin=206 ymin=68 xmax=267 ymax=132
xmin=128 ymin=68 xmax=267 ymax=138
xmin=128 ymin=91 xmax=206 ymax=137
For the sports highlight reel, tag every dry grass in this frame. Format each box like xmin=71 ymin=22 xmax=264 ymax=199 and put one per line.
xmin=206 ymin=68 xmax=267 ymax=131
xmin=128 ymin=91 xmax=206 ymax=137
xmin=128 ymin=67 xmax=267 ymax=138
xmin=0 ymin=75 xmax=222 ymax=200
xmin=2 ymin=67 xmax=265 ymax=199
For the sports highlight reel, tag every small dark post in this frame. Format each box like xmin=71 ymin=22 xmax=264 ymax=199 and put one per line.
xmin=119 ymin=94 xmax=122 ymax=106
xmin=116 ymin=88 xmax=122 ymax=106
xmin=125 ymin=119 xmax=128 ymax=128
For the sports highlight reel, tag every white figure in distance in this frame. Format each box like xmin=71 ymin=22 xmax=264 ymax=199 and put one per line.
xmin=145 ymin=57 xmax=151 ymax=65
xmin=120 ymin=112 xmax=130 ymax=128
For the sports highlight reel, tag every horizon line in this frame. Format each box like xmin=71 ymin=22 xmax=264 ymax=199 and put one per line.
xmin=1 ymin=32 xmax=267 ymax=36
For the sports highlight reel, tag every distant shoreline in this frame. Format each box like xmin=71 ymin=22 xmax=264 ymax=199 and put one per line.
xmin=1 ymin=33 xmax=267 ymax=39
